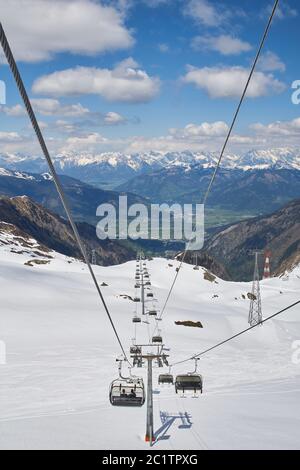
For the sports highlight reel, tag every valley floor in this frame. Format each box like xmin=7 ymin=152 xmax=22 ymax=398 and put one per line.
xmin=0 ymin=250 xmax=299 ymax=450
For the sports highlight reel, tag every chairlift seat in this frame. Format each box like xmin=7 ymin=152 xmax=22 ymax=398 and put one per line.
xmin=148 ymin=310 xmax=157 ymax=316
xmin=158 ymin=374 xmax=174 ymax=385
xmin=152 ymin=335 xmax=163 ymax=344
xmin=175 ymin=374 xmax=203 ymax=393
xmin=110 ymin=379 xmax=145 ymax=407
xmin=132 ymin=316 xmax=141 ymax=323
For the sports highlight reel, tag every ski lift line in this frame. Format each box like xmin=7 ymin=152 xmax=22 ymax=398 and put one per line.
xmin=158 ymin=0 xmax=280 ymax=321
xmin=170 ymin=300 xmax=300 ymax=367
xmin=0 ymin=23 xmax=129 ymax=364
xmin=203 ymin=0 xmax=280 ymax=205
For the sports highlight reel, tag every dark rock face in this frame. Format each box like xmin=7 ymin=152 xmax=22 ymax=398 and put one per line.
xmin=203 ymin=199 xmax=300 ymax=281
xmin=176 ymin=251 xmax=230 ymax=280
xmin=0 ymin=196 xmax=135 ymax=266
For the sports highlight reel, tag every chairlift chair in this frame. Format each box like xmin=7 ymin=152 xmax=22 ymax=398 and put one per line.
xmin=133 ymin=297 xmax=141 ymax=302
xmin=132 ymin=315 xmax=141 ymax=323
xmin=152 ymin=335 xmax=163 ymax=344
xmin=148 ymin=309 xmax=157 ymax=316
xmin=109 ymin=378 xmax=145 ymax=407
xmin=130 ymin=345 xmax=142 ymax=355
xmin=158 ymin=374 xmax=174 ymax=385
xmin=175 ymin=359 xmax=203 ymax=394
xmin=175 ymin=375 xmax=203 ymax=394
xmin=147 ymin=292 xmax=153 ymax=298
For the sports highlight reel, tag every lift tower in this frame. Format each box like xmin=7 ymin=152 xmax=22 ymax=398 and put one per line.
xmin=248 ymin=251 xmax=263 ymax=327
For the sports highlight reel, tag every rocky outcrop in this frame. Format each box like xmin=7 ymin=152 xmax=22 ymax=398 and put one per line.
xmin=0 ymin=196 xmax=135 ymax=266
xmin=204 ymin=199 xmax=300 ymax=281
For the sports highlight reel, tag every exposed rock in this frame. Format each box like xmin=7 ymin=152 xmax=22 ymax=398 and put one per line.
xmin=175 ymin=321 xmax=203 ymax=329
xmin=0 ymin=196 xmax=135 ymax=266
xmin=204 ymin=199 xmax=300 ymax=281
xmin=176 ymin=251 xmax=229 ymax=280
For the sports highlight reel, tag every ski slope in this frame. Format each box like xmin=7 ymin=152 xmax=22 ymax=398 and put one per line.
xmin=0 ymin=241 xmax=299 ymax=450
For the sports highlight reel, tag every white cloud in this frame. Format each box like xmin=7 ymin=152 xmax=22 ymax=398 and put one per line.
xmin=192 ymin=35 xmax=252 ymax=55
xmin=104 ymin=112 xmax=126 ymax=125
xmin=169 ymin=121 xmax=229 ymax=138
xmin=0 ymin=0 xmax=134 ymax=63
xmin=32 ymin=58 xmax=160 ymax=103
xmin=31 ymin=98 xmax=90 ymax=117
xmin=62 ymin=133 xmax=110 ymax=152
xmin=4 ymin=115 xmax=300 ymax=156
xmin=258 ymin=51 xmax=286 ymax=73
xmin=0 ymin=104 xmax=26 ymax=117
xmin=251 ymin=118 xmax=300 ymax=136
xmin=183 ymin=65 xmax=285 ymax=98
xmin=0 ymin=131 xmax=23 ymax=142
xmin=261 ymin=3 xmax=298 ymax=21
xmin=184 ymin=0 xmax=228 ymax=27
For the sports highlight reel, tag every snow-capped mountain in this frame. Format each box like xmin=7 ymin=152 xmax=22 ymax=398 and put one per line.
xmin=1 ymin=147 xmax=299 ymax=189
xmin=237 ymin=148 xmax=300 ymax=171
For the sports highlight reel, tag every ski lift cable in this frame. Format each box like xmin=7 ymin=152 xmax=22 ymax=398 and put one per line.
xmin=170 ymin=300 xmax=300 ymax=367
xmin=0 ymin=23 xmax=129 ymax=363
xmin=158 ymin=0 xmax=280 ymax=321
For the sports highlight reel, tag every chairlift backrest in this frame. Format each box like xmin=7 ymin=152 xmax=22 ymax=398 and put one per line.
xmin=109 ymin=378 xmax=145 ymax=407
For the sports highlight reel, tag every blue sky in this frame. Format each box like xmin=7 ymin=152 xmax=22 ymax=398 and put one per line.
xmin=0 ymin=0 xmax=299 ymax=156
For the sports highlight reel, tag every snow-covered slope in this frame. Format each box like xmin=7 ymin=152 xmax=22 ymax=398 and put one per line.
xmin=0 ymin=238 xmax=299 ymax=450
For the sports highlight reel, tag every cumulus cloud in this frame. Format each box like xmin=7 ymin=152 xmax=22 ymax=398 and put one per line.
xmin=251 ymin=118 xmax=300 ymax=136
xmin=192 ymin=35 xmax=252 ymax=56
xmin=104 ymin=111 xmax=126 ymax=125
xmin=169 ymin=121 xmax=229 ymax=139
xmin=258 ymin=51 xmax=286 ymax=73
xmin=183 ymin=65 xmax=286 ymax=98
xmin=0 ymin=104 xmax=26 ymax=117
xmin=31 ymin=99 xmax=90 ymax=117
xmin=184 ymin=0 xmax=238 ymax=27
xmin=0 ymin=0 xmax=134 ymax=63
xmin=62 ymin=132 xmax=110 ymax=152
xmin=4 ymin=115 xmax=300 ymax=156
xmin=32 ymin=58 xmax=160 ymax=103
xmin=0 ymin=131 xmax=23 ymax=142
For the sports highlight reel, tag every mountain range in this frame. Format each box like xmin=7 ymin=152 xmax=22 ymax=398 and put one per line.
xmin=0 ymin=194 xmax=299 ymax=282
xmin=0 ymin=168 xmax=146 ymax=226
xmin=119 ymin=166 xmax=300 ymax=216
xmin=1 ymin=147 xmax=300 ymax=189
xmin=202 ymin=198 xmax=300 ymax=281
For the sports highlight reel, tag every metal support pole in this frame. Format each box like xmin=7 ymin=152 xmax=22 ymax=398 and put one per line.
xmin=141 ymin=267 xmax=145 ymax=316
xmin=145 ymin=357 xmax=154 ymax=444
